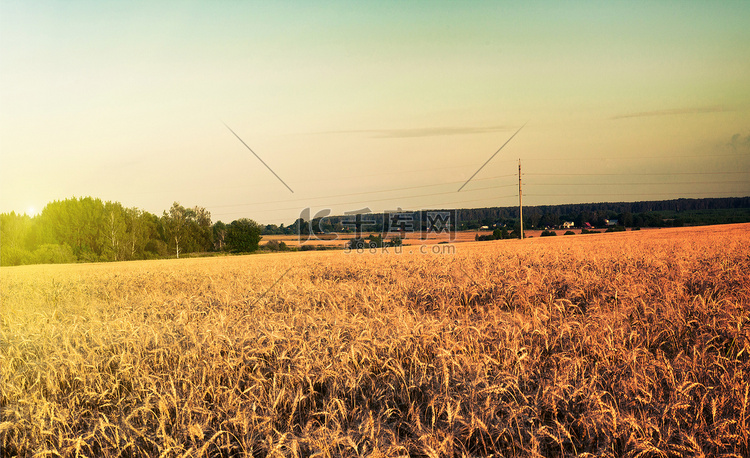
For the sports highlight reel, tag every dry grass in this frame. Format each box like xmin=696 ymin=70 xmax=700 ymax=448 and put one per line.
xmin=2 ymin=224 xmax=749 ymax=457
xmin=264 ymin=228 xmax=501 ymax=247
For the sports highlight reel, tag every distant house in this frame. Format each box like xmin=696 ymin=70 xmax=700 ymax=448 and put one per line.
xmin=479 ymin=225 xmax=489 ymax=230
xmin=562 ymin=221 xmax=575 ymax=229
xmin=605 ymin=219 xmax=619 ymax=226
xmin=583 ymin=222 xmax=593 ymax=229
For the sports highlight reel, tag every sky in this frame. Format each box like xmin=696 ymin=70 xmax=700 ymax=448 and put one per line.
xmin=1 ymin=0 xmax=749 ymax=225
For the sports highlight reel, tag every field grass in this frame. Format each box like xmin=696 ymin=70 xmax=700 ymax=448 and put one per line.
xmin=263 ymin=230 xmax=481 ymax=248
xmin=2 ymin=224 xmax=749 ymax=457
xmin=262 ymin=227 xmax=645 ymax=249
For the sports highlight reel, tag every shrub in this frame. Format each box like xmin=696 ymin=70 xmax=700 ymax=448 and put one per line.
xmin=30 ymin=244 xmax=76 ymax=264
xmin=0 ymin=246 xmax=32 ymax=266
xmin=265 ymin=240 xmax=289 ymax=251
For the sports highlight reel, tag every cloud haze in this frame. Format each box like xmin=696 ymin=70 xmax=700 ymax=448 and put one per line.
xmin=314 ymin=126 xmax=512 ymax=138
xmin=611 ymin=106 xmax=732 ymax=120
xmin=1 ymin=2 xmax=748 ymax=223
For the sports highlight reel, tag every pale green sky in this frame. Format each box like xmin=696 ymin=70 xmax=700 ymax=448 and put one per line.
xmin=1 ymin=1 xmax=748 ymax=224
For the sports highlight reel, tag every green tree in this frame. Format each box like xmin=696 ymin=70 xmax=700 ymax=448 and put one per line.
xmin=492 ymin=227 xmax=511 ymax=240
xmin=0 ymin=211 xmax=34 ymax=265
xmin=36 ymin=197 xmax=105 ymax=261
xmin=31 ymin=244 xmax=76 ymax=264
xmin=226 ymin=218 xmax=262 ymax=252
xmin=124 ymin=207 xmax=156 ymax=260
xmin=103 ymin=201 xmax=128 ymax=261
xmin=190 ymin=206 xmax=213 ymax=252
xmin=213 ymin=221 xmax=227 ymax=251
xmin=163 ymin=202 xmax=193 ymax=258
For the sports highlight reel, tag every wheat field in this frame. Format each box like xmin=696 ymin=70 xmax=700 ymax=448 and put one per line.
xmin=2 ymin=224 xmax=749 ymax=457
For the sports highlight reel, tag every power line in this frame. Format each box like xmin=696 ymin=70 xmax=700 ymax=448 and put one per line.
xmin=209 ymin=147 xmax=748 ymax=221
xmin=209 ymin=174 xmax=517 ymax=210
xmin=289 ymin=162 xmax=499 ymax=186
xmin=213 ymin=184 xmax=519 ymax=217
xmin=407 ymin=194 xmax=519 ymax=210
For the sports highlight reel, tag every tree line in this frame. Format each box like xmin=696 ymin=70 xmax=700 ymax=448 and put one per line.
xmin=260 ymin=197 xmax=750 ymax=237
xmin=0 ymin=197 xmax=262 ymax=266
xmin=451 ymin=197 xmax=750 ymax=230
xmin=3 ymin=196 xmax=748 ymax=266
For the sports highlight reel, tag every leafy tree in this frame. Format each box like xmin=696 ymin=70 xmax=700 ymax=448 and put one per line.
xmin=36 ymin=197 xmax=105 ymax=261
xmin=1 ymin=246 xmax=31 ymax=266
xmin=512 ymin=221 xmax=522 ymax=237
xmin=619 ymin=212 xmax=634 ymax=227
xmin=213 ymin=221 xmax=227 ymax=251
xmin=0 ymin=212 xmax=33 ymax=265
xmin=263 ymin=224 xmax=282 ymax=235
xmin=605 ymin=226 xmax=626 ymax=233
xmin=124 ymin=207 xmax=156 ymax=260
xmin=492 ymin=227 xmax=511 ymax=240
xmin=366 ymin=234 xmax=383 ymax=248
xmin=348 ymin=237 xmax=366 ymax=249
xmin=163 ymin=203 xmax=190 ymax=258
xmin=103 ymin=201 xmax=128 ymax=261
xmin=31 ymin=244 xmax=76 ymax=264
xmin=539 ymin=213 xmax=559 ymax=228
xmin=226 ymin=218 xmax=262 ymax=252
xmin=190 ymin=206 xmax=213 ymax=252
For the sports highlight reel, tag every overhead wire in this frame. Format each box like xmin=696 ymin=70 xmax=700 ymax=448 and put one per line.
xmin=213 ymin=182 xmax=519 ymax=217
xmin=210 ymin=174 xmax=517 ymax=209
xmin=212 ymin=147 xmax=748 ymax=220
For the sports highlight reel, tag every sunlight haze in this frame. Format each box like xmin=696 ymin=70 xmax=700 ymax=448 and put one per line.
xmin=1 ymin=1 xmax=748 ymax=224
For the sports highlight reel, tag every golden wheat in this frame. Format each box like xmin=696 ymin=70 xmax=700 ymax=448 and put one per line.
xmin=1 ymin=224 xmax=749 ymax=457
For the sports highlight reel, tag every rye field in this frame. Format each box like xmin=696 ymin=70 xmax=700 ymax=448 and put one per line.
xmin=1 ymin=224 xmax=749 ymax=457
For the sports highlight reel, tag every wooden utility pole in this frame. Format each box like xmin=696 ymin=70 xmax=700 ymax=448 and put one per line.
xmin=518 ymin=159 xmax=524 ymax=240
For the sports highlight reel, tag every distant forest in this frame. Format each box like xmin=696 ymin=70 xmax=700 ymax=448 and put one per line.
xmin=1 ymin=196 xmax=749 ymax=266
xmin=277 ymin=197 xmax=750 ymax=235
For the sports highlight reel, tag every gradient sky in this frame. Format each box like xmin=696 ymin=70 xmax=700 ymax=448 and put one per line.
xmin=1 ymin=1 xmax=749 ymax=225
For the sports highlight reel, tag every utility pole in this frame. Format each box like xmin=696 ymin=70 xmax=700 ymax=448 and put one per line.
xmin=518 ymin=159 xmax=524 ymax=240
